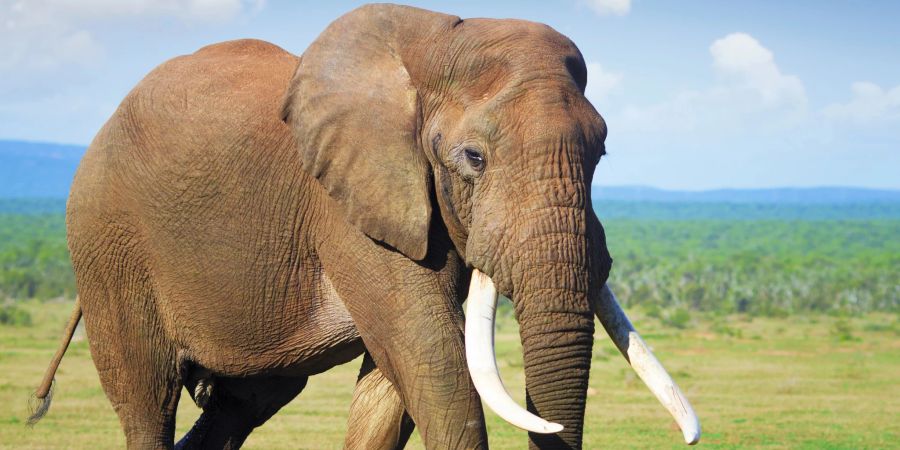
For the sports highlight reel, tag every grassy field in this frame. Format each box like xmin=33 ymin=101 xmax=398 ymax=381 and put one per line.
xmin=1 ymin=300 xmax=898 ymax=449
xmin=1 ymin=201 xmax=897 ymax=448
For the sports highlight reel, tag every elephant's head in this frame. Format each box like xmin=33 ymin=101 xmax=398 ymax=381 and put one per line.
xmin=281 ymin=4 xmax=699 ymax=448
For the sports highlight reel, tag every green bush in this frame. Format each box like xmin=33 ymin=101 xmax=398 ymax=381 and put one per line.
xmin=830 ymin=318 xmax=856 ymax=341
xmin=662 ymin=307 xmax=692 ymax=329
xmin=712 ymin=321 xmax=743 ymax=338
xmin=0 ymin=304 xmax=33 ymax=326
xmin=0 ymin=204 xmax=897 ymax=318
xmin=0 ymin=213 xmax=75 ymax=300
xmin=643 ymin=303 xmax=662 ymax=320
xmin=604 ymin=218 xmax=899 ymax=317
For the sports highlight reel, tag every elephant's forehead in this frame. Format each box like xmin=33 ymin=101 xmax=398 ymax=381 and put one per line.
xmin=466 ymin=86 xmax=603 ymax=148
xmin=456 ymin=16 xmax=579 ymax=57
xmin=437 ymin=17 xmax=585 ymax=89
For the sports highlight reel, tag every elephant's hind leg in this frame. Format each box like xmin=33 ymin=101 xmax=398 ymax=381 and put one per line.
xmin=344 ymin=353 xmax=415 ymax=450
xmin=81 ymin=282 xmax=182 ymax=448
xmin=175 ymin=375 xmax=308 ymax=450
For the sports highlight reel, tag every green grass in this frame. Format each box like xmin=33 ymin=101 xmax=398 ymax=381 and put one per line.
xmin=1 ymin=300 xmax=898 ymax=449
xmin=1 ymin=203 xmax=897 ymax=447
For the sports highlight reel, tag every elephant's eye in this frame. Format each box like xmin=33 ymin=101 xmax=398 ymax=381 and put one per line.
xmin=464 ymin=148 xmax=485 ymax=171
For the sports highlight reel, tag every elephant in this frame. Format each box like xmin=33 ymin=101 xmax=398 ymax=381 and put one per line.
xmin=29 ymin=4 xmax=699 ymax=449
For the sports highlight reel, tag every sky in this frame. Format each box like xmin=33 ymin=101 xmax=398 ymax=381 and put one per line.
xmin=1 ymin=0 xmax=898 ymax=190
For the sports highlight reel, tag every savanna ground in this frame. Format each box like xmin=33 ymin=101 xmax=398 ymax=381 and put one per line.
xmin=1 ymin=200 xmax=898 ymax=448
xmin=1 ymin=300 xmax=898 ymax=449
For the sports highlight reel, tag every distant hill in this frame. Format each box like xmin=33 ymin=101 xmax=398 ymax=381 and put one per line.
xmin=592 ymin=185 xmax=900 ymax=204
xmin=0 ymin=140 xmax=85 ymax=198
xmin=2 ymin=139 xmax=899 ymax=206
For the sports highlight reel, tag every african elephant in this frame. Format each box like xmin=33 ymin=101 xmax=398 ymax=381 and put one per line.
xmin=30 ymin=4 xmax=699 ymax=449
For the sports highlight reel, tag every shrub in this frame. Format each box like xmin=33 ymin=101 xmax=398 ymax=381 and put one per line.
xmin=830 ymin=318 xmax=856 ymax=341
xmin=662 ymin=307 xmax=692 ymax=329
xmin=0 ymin=304 xmax=33 ymax=326
xmin=711 ymin=321 xmax=743 ymax=338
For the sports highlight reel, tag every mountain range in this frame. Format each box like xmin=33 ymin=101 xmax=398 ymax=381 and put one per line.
xmin=2 ymin=139 xmax=898 ymax=203
xmin=590 ymin=185 xmax=900 ymax=204
xmin=0 ymin=140 xmax=86 ymax=198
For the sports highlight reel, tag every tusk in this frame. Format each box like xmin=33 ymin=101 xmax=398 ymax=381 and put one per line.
xmin=593 ymin=285 xmax=701 ymax=445
xmin=464 ymin=269 xmax=564 ymax=434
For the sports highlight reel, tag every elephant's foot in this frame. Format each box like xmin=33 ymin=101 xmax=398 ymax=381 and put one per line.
xmin=176 ymin=375 xmax=308 ymax=450
xmin=175 ymin=407 xmax=227 ymax=450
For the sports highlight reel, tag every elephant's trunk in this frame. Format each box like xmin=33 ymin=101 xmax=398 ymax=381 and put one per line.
xmin=465 ymin=270 xmax=565 ymax=434
xmin=466 ymin=223 xmax=597 ymax=449
xmin=515 ymin=259 xmax=595 ymax=449
xmin=465 ymin=264 xmax=594 ymax=449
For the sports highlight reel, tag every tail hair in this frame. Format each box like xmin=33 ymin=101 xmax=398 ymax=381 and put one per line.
xmin=26 ymin=296 xmax=81 ymax=427
xmin=27 ymin=379 xmax=54 ymax=426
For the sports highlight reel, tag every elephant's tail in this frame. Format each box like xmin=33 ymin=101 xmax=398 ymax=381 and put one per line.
xmin=27 ymin=296 xmax=82 ymax=426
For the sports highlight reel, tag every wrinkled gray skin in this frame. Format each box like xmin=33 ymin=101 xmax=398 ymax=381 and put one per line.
xmin=56 ymin=4 xmax=612 ymax=449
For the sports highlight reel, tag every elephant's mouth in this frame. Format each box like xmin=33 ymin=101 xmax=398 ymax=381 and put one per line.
xmin=464 ymin=269 xmax=702 ymax=445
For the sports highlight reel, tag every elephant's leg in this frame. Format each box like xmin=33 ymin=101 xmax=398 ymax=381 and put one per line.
xmin=175 ymin=375 xmax=308 ymax=450
xmin=345 ymin=353 xmax=415 ymax=450
xmin=346 ymin=285 xmax=486 ymax=449
xmin=81 ymin=286 xmax=182 ymax=448
xmin=319 ymin=237 xmax=487 ymax=449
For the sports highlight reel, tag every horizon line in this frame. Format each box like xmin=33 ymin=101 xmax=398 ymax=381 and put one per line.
xmin=3 ymin=138 xmax=898 ymax=193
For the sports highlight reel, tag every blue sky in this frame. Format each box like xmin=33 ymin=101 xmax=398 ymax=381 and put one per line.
xmin=1 ymin=0 xmax=898 ymax=189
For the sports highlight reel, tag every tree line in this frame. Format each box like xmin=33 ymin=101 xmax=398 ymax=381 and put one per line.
xmin=1 ymin=210 xmax=897 ymax=317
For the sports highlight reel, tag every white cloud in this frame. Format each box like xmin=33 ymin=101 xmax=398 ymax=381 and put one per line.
xmin=710 ymin=33 xmax=806 ymax=109
xmin=0 ymin=0 xmax=267 ymax=142
xmin=823 ymin=81 xmax=900 ymax=124
xmin=7 ymin=0 xmax=266 ymax=23
xmin=615 ymin=32 xmax=807 ymax=133
xmin=0 ymin=0 xmax=263 ymax=75
xmin=584 ymin=0 xmax=631 ymax=16
xmin=584 ymin=62 xmax=622 ymax=106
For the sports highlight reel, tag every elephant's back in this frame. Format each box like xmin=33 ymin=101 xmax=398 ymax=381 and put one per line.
xmin=136 ymin=38 xmax=299 ymax=138
xmin=114 ymin=38 xmax=299 ymax=161
xmin=66 ymin=40 xmax=345 ymax=371
xmin=69 ymin=38 xmax=301 ymax=215
xmin=68 ymin=38 xmax=305 ymax=256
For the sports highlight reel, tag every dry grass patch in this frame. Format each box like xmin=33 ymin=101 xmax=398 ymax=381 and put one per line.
xmin=1 ymin=301 xmax=898 ymax=449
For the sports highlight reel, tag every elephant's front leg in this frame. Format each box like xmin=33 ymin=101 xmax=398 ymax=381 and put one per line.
xmin=320 ymin=238 xmax=487 ymax=449
xmin=345 ymin=352 xmax=415 ymax=450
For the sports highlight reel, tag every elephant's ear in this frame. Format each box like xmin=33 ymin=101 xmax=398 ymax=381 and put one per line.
xmin=281 ymin=5 xmax=451 ymax=261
